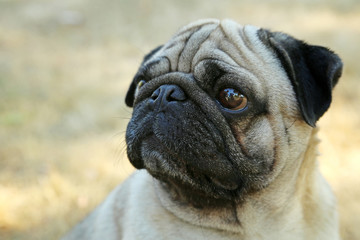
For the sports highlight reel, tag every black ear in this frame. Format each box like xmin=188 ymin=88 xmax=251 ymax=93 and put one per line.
xmin=258 ymin=30 xmax=343 ymax=127
xmin=125 ymin=45 xmax=163 ymax=107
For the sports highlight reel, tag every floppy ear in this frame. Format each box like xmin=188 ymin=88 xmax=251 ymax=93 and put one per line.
xmin=125 ymin=46 xmax=163 ymax=107
xmin=258 ymin=30 xmax=343 ymax=127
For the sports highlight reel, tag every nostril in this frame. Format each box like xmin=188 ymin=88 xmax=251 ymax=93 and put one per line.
xmin=151 ymin=88 xmax=160 ymax=100
xmin=149 ymin=84 xmax=186 ymax=111
xmin=168 ymin=88 xmax=186 ymax=101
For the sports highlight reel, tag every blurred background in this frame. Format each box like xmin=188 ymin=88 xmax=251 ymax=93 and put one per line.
xmin=0 ymin=0 xmax=359 ymax=239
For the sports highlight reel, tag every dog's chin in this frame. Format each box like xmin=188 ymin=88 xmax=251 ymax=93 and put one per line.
xmin=133 ymin=135 xmax=247 ymax=206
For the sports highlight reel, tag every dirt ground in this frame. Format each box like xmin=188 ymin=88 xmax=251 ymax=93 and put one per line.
xmin=0 ymin=0 xmax=359 ymax=239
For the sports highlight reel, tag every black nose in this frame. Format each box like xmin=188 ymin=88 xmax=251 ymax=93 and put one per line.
xmin=149 ymin=84 xmax=186 ymax=111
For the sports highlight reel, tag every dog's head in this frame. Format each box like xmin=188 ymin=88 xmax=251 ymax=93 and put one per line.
xmin=125 ymin=19 xmax=342 ymax=206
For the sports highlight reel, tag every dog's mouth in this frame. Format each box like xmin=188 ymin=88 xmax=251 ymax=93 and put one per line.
xmin=138 ymin=133 xmax=246 ymax=206
xmin=140 ymin=133 xmax=241 ymax=191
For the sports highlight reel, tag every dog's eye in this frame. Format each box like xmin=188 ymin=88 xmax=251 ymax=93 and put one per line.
xmin=217 ymin=88 xmax=248 ymax=111
xmin=137 ymin=80 xmax=146 ymax=89
xmin=135 ymin=80 xmax=146 ymax=96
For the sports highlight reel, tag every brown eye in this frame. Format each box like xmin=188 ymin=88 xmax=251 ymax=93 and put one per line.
xmin=217 ymin=88 xmax=248 ymax=111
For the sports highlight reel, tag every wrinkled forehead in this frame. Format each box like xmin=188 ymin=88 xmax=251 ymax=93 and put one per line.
xmin=141 ymin=19 xmax=275 ymax=77
xmin=134 ymin=19 xmax=297 ymax=115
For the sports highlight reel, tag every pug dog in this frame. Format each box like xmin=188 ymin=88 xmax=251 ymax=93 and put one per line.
xmin=63 ymin=19 xmax=343 ymax=240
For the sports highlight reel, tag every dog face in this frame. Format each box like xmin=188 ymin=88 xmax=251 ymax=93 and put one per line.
xmin=125 ymin=19 xmax=342 ymax=206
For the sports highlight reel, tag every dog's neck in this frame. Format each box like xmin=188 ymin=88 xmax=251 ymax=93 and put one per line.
xmin=153 ymin=128 xmax=332 ymax=235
